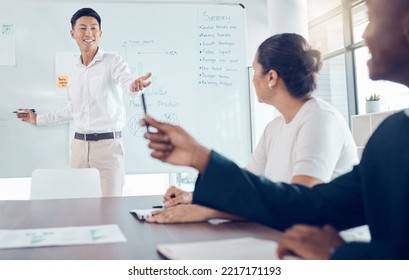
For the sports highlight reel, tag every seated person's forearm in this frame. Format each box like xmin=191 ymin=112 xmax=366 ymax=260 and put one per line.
xmin=205 ymin=207 xmax=245 ymax=221
xmin=291 ymin=175 xmax=323 ymax=188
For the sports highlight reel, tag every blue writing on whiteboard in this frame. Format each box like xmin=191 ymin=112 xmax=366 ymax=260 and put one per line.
xmin=202 ymin=12 xmax=231 ymax=23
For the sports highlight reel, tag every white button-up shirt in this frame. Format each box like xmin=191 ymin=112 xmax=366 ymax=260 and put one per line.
xmin=37 ymin=48 xmax=137 ymax=133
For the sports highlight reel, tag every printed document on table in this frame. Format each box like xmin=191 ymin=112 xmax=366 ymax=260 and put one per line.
xmin=0 ymin=224 xmax=126 ymax=249
xmin=157 ymin=237 xmax=294 ymax=260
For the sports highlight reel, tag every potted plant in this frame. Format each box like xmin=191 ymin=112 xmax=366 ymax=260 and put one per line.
xmin=365 ymin=94 xmax=381 ymax=113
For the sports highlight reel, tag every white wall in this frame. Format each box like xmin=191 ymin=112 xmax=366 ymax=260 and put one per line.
xmin=267 ymin=0 xmax=308 ymax=38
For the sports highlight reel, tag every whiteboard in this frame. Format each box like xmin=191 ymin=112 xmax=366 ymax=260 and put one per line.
xmin=0 ymin=2 xmax=251 ymax=177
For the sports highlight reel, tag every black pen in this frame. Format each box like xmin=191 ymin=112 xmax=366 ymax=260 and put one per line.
xmin=13 ymin=109 xmax=36 ymax=113
xmin=152 ymin=205 xmax=163 ymax=209
xmin=140 ymin=91 xmax=150 ymax=133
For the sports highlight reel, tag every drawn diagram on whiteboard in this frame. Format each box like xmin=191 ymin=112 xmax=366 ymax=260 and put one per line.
xmin=160 ymin=113 xmax=179 ymax=126
xmin=128 ymin=113 xmax=180 ymax=137
xmin=143 ymin=76 xmax=168 ymax=96
xmin=128 ymin=114 xmax=146 ymax=137
xmin=122 ymin=39 xmax=178 ymax=56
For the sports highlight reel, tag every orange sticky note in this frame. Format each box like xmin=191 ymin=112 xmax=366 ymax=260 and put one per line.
xmin=57 ymin=76 xmax=69 ymax=88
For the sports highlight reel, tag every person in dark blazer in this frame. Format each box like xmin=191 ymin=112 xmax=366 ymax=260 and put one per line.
xmin=141 ymin=0 xmax=409 ymax=259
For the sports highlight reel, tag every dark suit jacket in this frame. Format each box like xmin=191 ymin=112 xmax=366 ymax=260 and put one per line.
xmin=193 ymin=110 xmax=409 ymax=259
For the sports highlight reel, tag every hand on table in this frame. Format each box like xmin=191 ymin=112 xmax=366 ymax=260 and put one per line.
xmin=277 ymin=224 xmax=345 ymax=260
xmin=146 ymin=204 xmax=216 ymax=224
xmin=163 ymin=186 xmax=193 ymax=207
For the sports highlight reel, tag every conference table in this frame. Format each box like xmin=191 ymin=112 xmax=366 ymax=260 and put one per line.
xmin=0 ymin=196 xmax=281 ymax=259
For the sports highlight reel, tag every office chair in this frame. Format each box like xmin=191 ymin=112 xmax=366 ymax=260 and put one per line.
xmin=30 ymin=168 xmax=102 ymax=200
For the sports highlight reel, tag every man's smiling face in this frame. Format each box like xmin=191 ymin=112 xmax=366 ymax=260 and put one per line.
xmin=70 ymin=16 xmax=102 ymax=53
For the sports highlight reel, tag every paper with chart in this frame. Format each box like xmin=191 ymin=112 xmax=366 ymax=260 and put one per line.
xmin=0 ymin=224 xmax=126 ymax=249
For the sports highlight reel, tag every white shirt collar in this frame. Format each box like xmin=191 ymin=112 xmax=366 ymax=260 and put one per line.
xmin=75 ymin=48 xmax=104 ymax=67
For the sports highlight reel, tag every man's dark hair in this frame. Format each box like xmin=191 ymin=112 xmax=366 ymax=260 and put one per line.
xmin=70 ymin=8 xmax=101 ymax=29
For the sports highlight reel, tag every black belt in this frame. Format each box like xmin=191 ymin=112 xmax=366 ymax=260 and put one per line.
xmin=74 ymin=131 xmax=121 ymax=141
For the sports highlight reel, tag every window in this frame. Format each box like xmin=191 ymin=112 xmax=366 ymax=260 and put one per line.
xmin=354 ymin=47 xmax=409 ymax=113
xmin=308 ymin=0 xmax=409 ymax=120
xmin=307 ymin=0 xmax=341 ymax=20
xmin=351 ymin=2 xmax=367 ymax=43
xmin=309 ymin=14 xmax=344 ymax=54
xmin=308 ymin=0 xmax=350 ymax=122
xmin=315 ymin=54 xmax=349 ymax=121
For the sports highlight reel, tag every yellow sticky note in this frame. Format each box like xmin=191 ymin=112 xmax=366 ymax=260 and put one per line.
xmin=57 ymin=76 xmax=69 ymax=88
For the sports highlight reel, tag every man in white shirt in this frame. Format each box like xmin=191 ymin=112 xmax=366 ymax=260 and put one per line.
xmin=17 ymin=8 xmax=151 ymax=196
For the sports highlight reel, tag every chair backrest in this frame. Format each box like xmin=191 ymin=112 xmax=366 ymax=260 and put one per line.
xmin=30 ymin=168 xmax=101 ymax=200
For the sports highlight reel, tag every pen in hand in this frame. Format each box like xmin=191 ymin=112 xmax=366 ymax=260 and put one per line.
xmin=140 ymin=91 xmax=150 ymax=133
xmin=13 ymin=109 xmax=36 ymax=114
